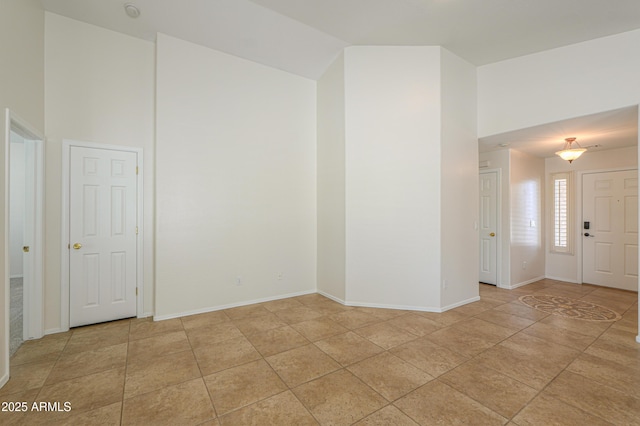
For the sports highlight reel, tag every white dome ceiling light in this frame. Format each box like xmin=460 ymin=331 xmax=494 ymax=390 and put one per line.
xmin=555 ymin=137 xmax=587 ymax=163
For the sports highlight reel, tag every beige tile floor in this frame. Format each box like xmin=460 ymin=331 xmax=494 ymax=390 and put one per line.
xmin=1 ymin=279 xmax=639 ymax=425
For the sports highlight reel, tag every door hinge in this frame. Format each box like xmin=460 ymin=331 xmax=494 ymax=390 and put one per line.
xmin=136 ymin=226 xmax=139 ymax=235
xmin=136 ymin=287 xmax=138 ymax=296
xmin=136 ymin=166 xmax=139 ymax=175
xmin=68 ymin=243 xmax=70 ymax=250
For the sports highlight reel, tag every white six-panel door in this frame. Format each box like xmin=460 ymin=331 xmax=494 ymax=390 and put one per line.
xmin=582 ymin=170 xmax=638 ymax=291
xmin=69 ymin=146 xmax=138 ymax=327
xmin=479 ymin=171 xmax=498 ymax=285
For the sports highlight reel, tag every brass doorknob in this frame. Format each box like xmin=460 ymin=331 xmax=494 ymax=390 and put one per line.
xmin=73 ymin=243 xmax=82 ymax=250
xmin=489 ymin=232 xmax=496 ymax=237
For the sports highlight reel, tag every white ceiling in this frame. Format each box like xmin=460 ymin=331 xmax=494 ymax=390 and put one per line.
xmin=40 ymin=0 xmax=349 ymax=80
xmin=40 ymin=0 xmax=640 ymax=80
xmin=39 ymin=0 xmax=640 ymax=156
xmin=479 ymin=106 xmax=638 ymax=158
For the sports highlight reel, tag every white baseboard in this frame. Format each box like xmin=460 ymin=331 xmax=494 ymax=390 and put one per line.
xmin=0 ymin=371 xmax=8 ymax=388
xmin=44 ymin=327 xmax=66 ymax=335
xmin=154 ymin=288 xmax=491 ymax=321
xmin=345 ymin=300 xmax=443 ymax=312
xmin=301 ymin=290 xmax=480 ymax=314
xmin=544 ymin=275 xmax=580 ymax=284
xmin=316 ymin=290 xmax=346 ymax=305
xmin=508 ymin=275 xmax=546 ymax=290
xmin=440 ymin=295 xmax=482 ymax=312
xmin=153 ymin=289 xmax=317 ymax=322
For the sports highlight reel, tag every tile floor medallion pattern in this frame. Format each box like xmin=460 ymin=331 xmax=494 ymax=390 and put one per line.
xmin=519 ymin=294 xmax=622 ymax=322
xmin=0 ymin=278 xmax=638 ymax=425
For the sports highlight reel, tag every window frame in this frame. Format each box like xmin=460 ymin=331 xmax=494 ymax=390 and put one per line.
xmin=550 ymin=171 xmax=573 ymax=254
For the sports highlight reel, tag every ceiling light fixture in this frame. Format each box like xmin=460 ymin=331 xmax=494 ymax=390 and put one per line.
xmin=555 ymin=137 xmax=586 ymax=163
xmin=124 ymin=3 xmax=140 ymax=18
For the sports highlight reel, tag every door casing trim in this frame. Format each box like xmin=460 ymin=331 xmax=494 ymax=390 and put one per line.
xmin=61 ymin=140 xmax=144 ymax=331
xmin=2 ymin=109 xmax=44 ymax=388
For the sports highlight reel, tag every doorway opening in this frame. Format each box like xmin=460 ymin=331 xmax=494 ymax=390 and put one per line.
xmin=9 ymin=130 xmax=27 ymax=356
xmin=3 ymin=109 xmax=44 ymax=370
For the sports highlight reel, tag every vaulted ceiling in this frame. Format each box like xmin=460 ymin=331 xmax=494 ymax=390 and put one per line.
xmin=40 ymin=0 xmax=640 ymax=156
xmin=40 ymin=0 xmax=640 ymax=80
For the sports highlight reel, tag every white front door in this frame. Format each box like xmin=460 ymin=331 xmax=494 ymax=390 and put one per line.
xmin=582 ymin=170 xmax=638 ymax=291
xmin=479 ymin=171 xmax=498 ymax=285
xmin=69 ymin=146 xmax=138 ymax=327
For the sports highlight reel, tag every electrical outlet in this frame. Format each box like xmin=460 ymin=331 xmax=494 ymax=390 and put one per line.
xmin=442 ymin=279 xmax=447 ymax=289
xmin=522 ymin=261 xmax=527 ymax=270
xmin=236 ymin=276 xmax=242 ymax=286
xmin=277 ymin=272 xmax=283 ymax=281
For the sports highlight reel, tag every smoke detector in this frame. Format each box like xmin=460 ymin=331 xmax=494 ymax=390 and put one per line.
xmin=124 ymin=3 xmax=140 ymax=18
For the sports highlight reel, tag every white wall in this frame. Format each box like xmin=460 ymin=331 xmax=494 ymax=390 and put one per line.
xmin=545 ymin=146 xmax=638 ymax=282
xmin=479 ymin=149 xmax=555 ymax=289
xmin=44 ymin=13 xmax=156 ymax=330
xmin=317 ymin=53 xmax=346 ymax=301
xmin=155 ymin=34 xmax=317 ymax=319
xmin=344 ymin=46 xmax=442 ymax=309
xmin=0 ymin=0 xmax=44 ymax=132
xmin=479 ymin=150 xmax=511 ymax=288
xmin=440 ymin=49 xmax=479 ymax=308
xmin=0 ymin=0 xmax=44 ymax=390
xmin=478 ymin=29 xmax=640 ymax=138
xmin=9 ymin=134 xmax=25 ymax=277
xmin=509 ymin=150 xmax=545 ymax=287
xmin=319 ymin=47 xmax=478 ymax=311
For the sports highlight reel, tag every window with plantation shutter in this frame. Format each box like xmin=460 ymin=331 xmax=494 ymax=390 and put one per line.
xmin=551 ymin=172 xmax=572 ymax=253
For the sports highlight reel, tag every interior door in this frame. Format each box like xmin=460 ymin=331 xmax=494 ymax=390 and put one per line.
xmin=69 ymin=146 xmax=138 ymax=327
xmin=479 ymin=171 xmax=498 ymax=285
xmin=582 ymin=170 xmax=638 ymax=291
